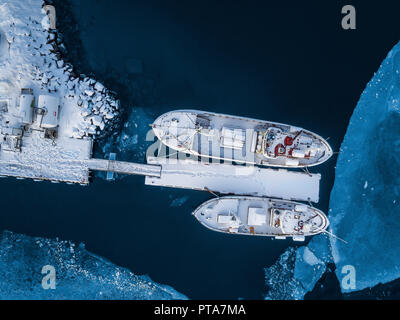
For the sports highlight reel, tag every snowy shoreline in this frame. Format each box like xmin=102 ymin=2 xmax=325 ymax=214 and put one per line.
xmin=0 ymin=0 xmax=119 ymax=140
xmin=0 ymin=0 xmax=186 ymax=299
xmin=0 ymin=0 xmax=126 ymax=184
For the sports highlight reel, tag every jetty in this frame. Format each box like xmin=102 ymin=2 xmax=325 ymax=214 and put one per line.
xmin=0 ymin=91 xmax=320 ymax=202
xmin=86 ymin=155 xmax=320 ymax=202
xmin=145 ymin=157 xmax=320 ymax=203
xmin=0 ymin=119 xmax=320 ymax=201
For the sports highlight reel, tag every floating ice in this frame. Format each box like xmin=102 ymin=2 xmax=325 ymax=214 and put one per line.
xmin=329 ymin=41 xmax=400 ymax=293
xmin=0 ymin=231 xmax=186 ymax=300
xmin=264 ymin=248 xmax=306 ymax=300
xmin=265 ymin=236 xmax=330 ymax=299
xmin=170 ymin=196 xmax=189 ymax=207
xmin=101 ymin=107 xmax=156 ymax=164
xmin=265 ymin=41 xmax=400 ymax=299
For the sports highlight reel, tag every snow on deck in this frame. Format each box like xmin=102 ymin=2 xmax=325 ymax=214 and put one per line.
xmin=145 ymin=157 xmax=321 ymax=202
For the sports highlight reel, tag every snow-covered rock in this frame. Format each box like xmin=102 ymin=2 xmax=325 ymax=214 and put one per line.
xmin=91 ymin=115 xmax=103 ymax=127
xmin=84 ymin=89 xmax=95 ymax=97
xmin=94 ymin=82 xmax=105 ymax=93
xmin=0 ymin=0 xmax=119 ymax=139
xmin=56 ymin=60 xmax=64 ymax=68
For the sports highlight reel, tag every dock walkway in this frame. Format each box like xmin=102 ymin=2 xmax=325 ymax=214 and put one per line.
xmin=86 ymin=158 xmax=161 ymax=178
xmin=145 ymin=157 xmax=320 ymax=203
xmin=3 ymin=149 xmax=320 ymax=203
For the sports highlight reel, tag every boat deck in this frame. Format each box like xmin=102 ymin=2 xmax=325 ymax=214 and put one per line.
xmin=152 ymin=110 xmax=332 ymax=168
xmin=193 ymin=196 xmax=328 ymax=238
xmin=191 ymin=127 xmax=258 ymax=164
xmin=195 ymin=197 xmax=282 ymax=236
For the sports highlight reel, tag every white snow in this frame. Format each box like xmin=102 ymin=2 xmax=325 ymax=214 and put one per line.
xmin=94 ymin=82 xmax=105 ymax=92
xmin=0 ymin=0 xmax=118 ymax=138
xmin=0 ymin=134 xmax=92 ymax=183
xmin=0 ymin=0 xmax=119 ymax=183
xmin=145 ymin=156 xmax=321 ymax=202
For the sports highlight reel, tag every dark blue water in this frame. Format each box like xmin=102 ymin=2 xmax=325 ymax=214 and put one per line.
xmin=1 ymin=0 xmax=400 ymax=299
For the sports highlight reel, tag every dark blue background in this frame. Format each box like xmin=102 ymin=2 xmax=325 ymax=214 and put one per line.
xmin=1 ymin=0 xmax=399 ymax=299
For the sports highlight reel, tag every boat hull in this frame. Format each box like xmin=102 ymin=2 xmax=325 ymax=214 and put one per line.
xmin=192 ymin=196 xmax=329 ymax=240
xmin=152 ymin=110 xmax=333 ymax=168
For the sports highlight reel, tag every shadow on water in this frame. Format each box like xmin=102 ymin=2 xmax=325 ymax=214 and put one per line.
xmin=4 ymin=0 xmax=399 ymax=298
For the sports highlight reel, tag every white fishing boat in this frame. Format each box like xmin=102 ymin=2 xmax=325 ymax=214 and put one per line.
xmin=152 ymin=110 xmax=333 ymax=168
xmin=192 ymin=196 xmax=329 ymax=241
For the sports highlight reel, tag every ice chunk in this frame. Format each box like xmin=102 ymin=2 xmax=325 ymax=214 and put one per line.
xmin=265 ymin=41 xmax=400 ymax=299
xmin=101 ymin=107 xmax=154 ymax=165
xmin=170 ymin=196 xmax=189 ymax=207
xmin=57 ymin=60 xmax=64 ymax=69
xmin=41 ymin=15 xmax=51 ymax=31
xmin=85 ymin=90 xmax=95 ymax=97
xmin=293 ymin=246 xmax=326 ymax=293
xmin=105 ymin=112 xmax=115 ymax=119
xmin=91 ymin=115 xmax=103 ymax=127
xmin=94 ymin=82 xmax=105 ymax=93
xmin=329 ymin=41 xmax=400 ymax=293
xmin=0 ymin=231 xmax=186 ymax=300
xmin=264 ymin=248 xmax=307 ymax=300
xmin=265 ymin=235 xmax=330 ymax=299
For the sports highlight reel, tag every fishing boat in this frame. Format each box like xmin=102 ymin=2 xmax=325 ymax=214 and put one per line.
xmin=192 ymin=196 xmax=329 ymax=241
xmin=151 ymin=110 xmax=333 ymax=168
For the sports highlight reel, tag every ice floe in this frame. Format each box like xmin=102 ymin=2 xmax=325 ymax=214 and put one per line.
xmin=265 ymin=41 xmax=400 ymax=299
xmin=0 ymin=231 xmax=186 ymax=299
